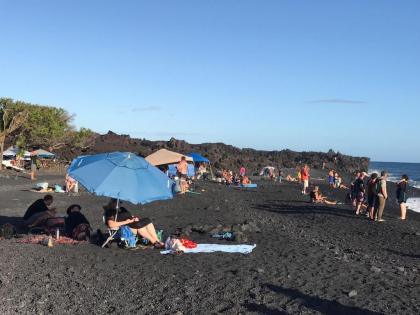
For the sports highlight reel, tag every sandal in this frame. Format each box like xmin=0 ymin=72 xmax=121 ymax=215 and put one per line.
xmin=153 ymin=242 xmax=165 ymax=249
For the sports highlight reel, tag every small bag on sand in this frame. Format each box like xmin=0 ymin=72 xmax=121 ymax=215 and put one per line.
xmin=165 ymin=237 xmax=186 ymax=252
xmin=0 ymin=223 xmax=17 ymax=239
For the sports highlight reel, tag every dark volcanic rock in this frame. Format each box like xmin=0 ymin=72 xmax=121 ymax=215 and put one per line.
xmin=55 ymin=131 xmax=369 ymax=173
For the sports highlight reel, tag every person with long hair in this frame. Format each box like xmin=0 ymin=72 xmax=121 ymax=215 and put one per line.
xmin=397 ymin=175 xmax=409 ymax=220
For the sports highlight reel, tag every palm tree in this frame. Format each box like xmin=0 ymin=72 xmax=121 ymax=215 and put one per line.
xmin=0 ymin=99 xmax=28 ymax=170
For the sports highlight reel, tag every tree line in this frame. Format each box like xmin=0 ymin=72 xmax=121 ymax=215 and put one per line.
xmin=0 ymin=98 xmax=96 ymax=169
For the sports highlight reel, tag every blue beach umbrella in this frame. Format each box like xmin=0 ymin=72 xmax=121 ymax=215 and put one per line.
xmin=68 ymin=152 xmax=174 ymax=205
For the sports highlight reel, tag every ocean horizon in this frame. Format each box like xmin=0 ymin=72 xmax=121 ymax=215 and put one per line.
xmin=369 ymin=161 xmax=420 ymax=189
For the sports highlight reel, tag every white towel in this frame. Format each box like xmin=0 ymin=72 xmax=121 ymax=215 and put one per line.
xmin=160 ymin=244 xmax=256 ymax=255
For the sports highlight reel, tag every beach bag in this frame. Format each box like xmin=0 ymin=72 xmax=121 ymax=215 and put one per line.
xmin=72 ymin=223 xmax=91 ymax=241
xmin=165 ymin=237 xmax=186 ymax=252
xmin=0 ymin=223 xmax=17 ymax=239
xmin=117 ymin=226 xmax=137 ymax=248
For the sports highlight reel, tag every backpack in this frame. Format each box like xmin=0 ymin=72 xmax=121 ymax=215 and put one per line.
xmin=374 ymin=179 xmax=383 ymax=196
xmin=0 ymin=223 xmax=17 ymax=239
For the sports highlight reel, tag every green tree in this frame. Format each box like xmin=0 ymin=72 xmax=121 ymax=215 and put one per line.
xmin=0 ymin=98 xmax=28 ymax=170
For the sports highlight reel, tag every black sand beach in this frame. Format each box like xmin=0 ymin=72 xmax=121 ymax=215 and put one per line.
xmin=0 ymin=170 xmax=419 ymax=314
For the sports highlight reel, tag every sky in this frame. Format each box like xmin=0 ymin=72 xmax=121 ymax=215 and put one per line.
xmin=0 ymin=1 xmax=419 ymax=162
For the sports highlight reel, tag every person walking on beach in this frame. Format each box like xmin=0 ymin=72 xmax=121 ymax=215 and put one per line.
xmin=397 ymin=175 xmax=409 ymax=220
xmin=354 ymin=172 xmax=367 ymax=215
xmin=375 ymin=171 xmax=388 ymax=222
xmin=301 ymin=165 xmax=310 ymax=195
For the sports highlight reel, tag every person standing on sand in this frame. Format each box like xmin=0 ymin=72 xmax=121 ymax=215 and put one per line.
xmin=354 ymin=172 xmax=367 ymax=215
xmin=375 ymin=171 xmax=388 ymax=222
xmin=367 ymin=173 xmax=379 ymax=220
xmin=30 ymin=150 xmax=37 ymax=181
xmin=239 ymin=166 xmax=246 ymax=177
xmin=397 ymin=175 xmax=409 ymax=220
xmin=301 ymin=165 xmax=310 ymax=195
xmin=177 ymin=156 xmax=189 ymax=194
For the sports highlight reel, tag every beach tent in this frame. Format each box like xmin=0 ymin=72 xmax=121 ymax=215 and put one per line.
xmin=259 ymin=166 xmax=276 ymax=176
xmin=33 ymin=149 xmax=55 ymax=158
xmin=187 ymin=153 xmax=210 ymax=164
xmin=145 ymin=149 xmax=193 ymax=166
xmin=187 ymin=152 xmax=214 ymax=179
xmin=2 ymin=146 xmax=31 ymax=159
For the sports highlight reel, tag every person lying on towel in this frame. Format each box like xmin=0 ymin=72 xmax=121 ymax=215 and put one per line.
xmin=23 ymin=195 xmax=57 ymax=228
xmin=241 ymin=176 xmax=251 ymax=185
xmin=104 ymin=198 xmax=164 ymax=249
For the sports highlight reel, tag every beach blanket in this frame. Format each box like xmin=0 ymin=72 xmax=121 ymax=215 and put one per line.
xmin=160 ymin=244 xmax=256 ymax=255
xmin=17 ymin=235 xmax=86 ymax=246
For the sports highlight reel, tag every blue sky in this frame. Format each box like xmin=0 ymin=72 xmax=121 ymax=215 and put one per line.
xmin=1 ymin=1 xmax=419 ymax=162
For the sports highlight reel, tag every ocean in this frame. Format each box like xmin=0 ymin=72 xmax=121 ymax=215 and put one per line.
xmin=369 ymin=161 xmax=420 ymax=189
xmin=369 ymin=161 xmax=420 ymax=213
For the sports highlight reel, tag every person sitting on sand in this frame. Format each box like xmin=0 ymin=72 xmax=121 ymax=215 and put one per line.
xmin=65 ymin=204 xmax=91 ymax=241
xmin=241 ymin=176 xmax=251 ymax=185
xmin=65 ymin=174 xmax=78 ymax=193
xmin=23 ymin=195 xmax=57 ymax=228
xmin=105 ymin=198 xmax=164 ymax=248
xmin=310 ymin=186 xmax=337 ymax=205
xmin=285 ymin=174 xmax=297 ymax=182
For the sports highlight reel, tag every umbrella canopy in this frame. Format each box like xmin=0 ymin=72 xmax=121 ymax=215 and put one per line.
xmin=145 ymin=149 xmax=193 ymax=166
xmin=187 ymin=153 xmax=210 ymax=164
xmin=3 ymin=146 xmax=31 ymax=158
xmin=33 ymin=149 xmax=55 ymax=158
xmin=68 ymin=152 xmax=174 ymax=204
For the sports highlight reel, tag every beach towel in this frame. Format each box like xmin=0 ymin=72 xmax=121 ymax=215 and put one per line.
xmin=234 ymin=184 xmax=258 ymax=188
xmin=160 ymin=244 xmax=256 ymax=255
xmin=17 ymin=235 xmax=86 ymax=245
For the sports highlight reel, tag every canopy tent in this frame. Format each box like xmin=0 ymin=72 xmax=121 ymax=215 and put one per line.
xmin=33 ymin=149 xmax=55 ymax=158
xmin=145 ymin=149 xmax=193 ymax=166
xmin=259 ymin=166 xmax=276 ymax=176
xmin=2 ymin=146 xmax=31 ymax=158
xmin=187 ymin=153 xmax=210 ymax=164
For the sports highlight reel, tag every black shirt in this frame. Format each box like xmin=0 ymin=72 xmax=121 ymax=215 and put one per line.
xmin=23 ymin=199 xmax=49 ymax=220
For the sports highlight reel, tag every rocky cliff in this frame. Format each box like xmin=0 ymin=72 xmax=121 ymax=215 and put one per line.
xmin=58 ymin=131 xmax=370 ymax=174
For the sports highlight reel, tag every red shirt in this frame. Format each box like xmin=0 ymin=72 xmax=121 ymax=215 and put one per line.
xmin=301 ymin=168 xmax=309 ymax=181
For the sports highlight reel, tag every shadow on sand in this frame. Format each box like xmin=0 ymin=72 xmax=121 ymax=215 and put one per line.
xmin=245 ymin=284 xmax=383 ymax=315
xmin=0 ymin=216 xmax=26 ymax=233
xmin=253 ymin=202 xmax=360 ymax=220
xmin=386 ymin=248 xmax=420 ymax=259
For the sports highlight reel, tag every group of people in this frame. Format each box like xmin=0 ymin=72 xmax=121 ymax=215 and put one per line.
xmin=221 ymin=167 xmax=252 ymax=186
xmin=23 ymin=195 xmax=91 ymax=240
xmin=350 ymin=171 xmax=410 ymax=221
xmin=328 ymin=170 xmax=348 ymax=189
xmin=22 ymin=194 xmax=164 ymax=247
